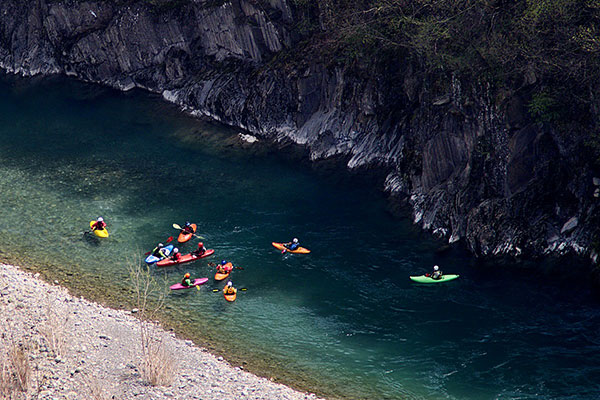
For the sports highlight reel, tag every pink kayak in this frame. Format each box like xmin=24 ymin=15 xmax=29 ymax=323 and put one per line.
xmin=169 ymin=278 xmax=209 ymax=290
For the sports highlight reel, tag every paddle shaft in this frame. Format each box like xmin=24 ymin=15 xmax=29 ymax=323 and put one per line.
xmin=173 ymin=223 xmax=205 ymax=240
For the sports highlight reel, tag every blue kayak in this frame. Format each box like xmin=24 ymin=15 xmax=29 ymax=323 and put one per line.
xmin=145 ymin=245 xmax=174 ymax=265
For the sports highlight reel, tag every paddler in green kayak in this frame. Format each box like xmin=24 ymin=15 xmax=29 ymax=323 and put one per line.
xmin=428 ymin=265 xmax=443 ymax=280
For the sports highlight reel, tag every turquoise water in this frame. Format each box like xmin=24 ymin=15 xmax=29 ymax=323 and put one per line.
xmin=1 ymin=74 xmax=599 ymax=400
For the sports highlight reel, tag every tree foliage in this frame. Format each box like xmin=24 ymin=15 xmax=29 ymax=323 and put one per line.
xmin=289 ymin=0 xmax=600 ymax=149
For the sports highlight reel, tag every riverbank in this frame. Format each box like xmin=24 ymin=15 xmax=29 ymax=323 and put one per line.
xmin=0 ymin=262 xmax=322 ymax=400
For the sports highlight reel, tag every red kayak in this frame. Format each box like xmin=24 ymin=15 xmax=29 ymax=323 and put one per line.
xmin=170 ymin=278 xmax=209 ymax=290
xmin=178 ymin=223 xmax=197 ymax=243
xmin=156 ymin=249 xmax=214 ymax=267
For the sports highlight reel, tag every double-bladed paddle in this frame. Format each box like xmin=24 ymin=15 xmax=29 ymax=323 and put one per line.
xmin=172 ymin=223 xmax=206 ymax=240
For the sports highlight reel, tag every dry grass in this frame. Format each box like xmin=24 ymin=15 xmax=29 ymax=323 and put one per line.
xmin=81 ymin=371 xmax=113 ymax=400
xmin=39 ymin=299 xmax=69 ymax=357
xmin=128 ymin=257 xmax=177 ymax=386
xmin=0 ymin=342 xmax=31 ymax=399
xmin=140 ymin=337 xmax=176 ymax=386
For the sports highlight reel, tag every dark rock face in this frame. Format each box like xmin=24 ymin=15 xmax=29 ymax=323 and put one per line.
xmin=0 ymin=0 xmax=597 ymax=262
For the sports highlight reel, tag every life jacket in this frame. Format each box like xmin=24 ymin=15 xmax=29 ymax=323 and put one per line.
xmin=92 ymin=221 xmax=106 ymax=230
xmin=193 ymin=245 xmax=205 ymax=255
xmin=152 ymin=246 xmax=163 ymax=257
xmin=181 ymin=277 xmax=192 ymax=286
xmin=172 ymin=252 xmax=182 ymax=261
xmin=224 ymin=287 xmax=236 ymax=295
xmin=432 ymin=271 xmax=442 ymax=280
xmin=290 ymin=243 xmax=299 ymax=250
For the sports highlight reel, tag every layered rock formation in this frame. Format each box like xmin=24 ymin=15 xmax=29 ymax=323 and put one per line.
xmin=0 ymin=0 xmax=598 ymax=265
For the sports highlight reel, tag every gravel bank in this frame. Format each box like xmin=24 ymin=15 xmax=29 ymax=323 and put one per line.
xmin=0 ymin=263 xmax=323 ymax=400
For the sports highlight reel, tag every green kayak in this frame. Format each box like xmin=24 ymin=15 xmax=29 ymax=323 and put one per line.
xmin=409 ymin=274 xmax=460 ymax=283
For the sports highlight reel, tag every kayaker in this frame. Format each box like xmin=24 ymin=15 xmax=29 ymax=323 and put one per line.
xmin=431 ymin=265 xmax=443 ymax=280
xmin=181 ymin=221 xmax=194 ymax=235
xmin=170 ymin=247 xmax=182 ymax=262
xmin=284 ymin=238 xmax=300 ymax=251
xmin=217 ymin=260 xmax=233 ymax=274
xmin=151 ymin=242 xmax=167 ymax=258
xmin=90 ymin=217 xmax=107 ymax=232
xmin=181 ymin=273 xmax=194 ymax=287
xmin=223 ymin=281 xmax=237 ymax=295
xmin=191 ymin=242 xmax=206 ymax=256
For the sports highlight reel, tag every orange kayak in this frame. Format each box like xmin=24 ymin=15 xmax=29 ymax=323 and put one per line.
xmin=177 ymin=223 xmax=196 ymax=243
xmin=214 ymin=262 xmax=232 ymax=280
xmin=224 ymin=291 xmax=237 ymax=302
xmin=271 ymin=242 xmax=310 ymax=254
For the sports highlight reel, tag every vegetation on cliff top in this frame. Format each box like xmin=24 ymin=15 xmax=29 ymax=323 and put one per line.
xmin=291 ymin=0 xmax=600 ymax=132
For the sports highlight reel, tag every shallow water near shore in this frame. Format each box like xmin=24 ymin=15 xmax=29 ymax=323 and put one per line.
xmin=1 ymin=74 xmax=600 ymax=400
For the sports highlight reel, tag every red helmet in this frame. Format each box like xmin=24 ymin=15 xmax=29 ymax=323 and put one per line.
xmin=184 ymin=273 xmax=190 ymax=278
xmin=198 ymin=242 xmax=204 ymax=247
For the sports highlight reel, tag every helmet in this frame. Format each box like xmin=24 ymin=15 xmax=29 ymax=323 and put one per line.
xmin=185 ymin=221 xmax=191 ymax=226
xmin=173 ymin=248 xmax=179 ymax=253
xmin=97 ymin=217 xmax=103 ymax=222
xmin=158 ymin=243 xmax=164 ymax=247
xmin=227 ymin=281 xmax=233 ymax=287
xmin=433 ymin=265 xmax=439 ymax=271
xmin=184 ymin=273 xmax=190 ymax=278
xmin=198 ymin=242 xmax=204 ymax=247
xmin=221 ymin=260 xmax=227 ymax=265
xmin=292 ymin=238 xmax=299 ymax=243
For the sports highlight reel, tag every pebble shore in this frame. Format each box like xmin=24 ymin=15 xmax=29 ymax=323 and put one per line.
xmin=0 ymin=263 xmax=323 ymax=400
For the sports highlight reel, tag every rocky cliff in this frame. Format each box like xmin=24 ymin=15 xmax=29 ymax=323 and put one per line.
xmin=1 ymin=0 xmax=598 ymax=268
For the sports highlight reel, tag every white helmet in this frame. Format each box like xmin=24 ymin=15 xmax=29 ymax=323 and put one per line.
xmin=97 ymin=217 xmax=103 ymax=222
xmin=173 ymin=248 xmax=179 ymax=253
xmin=158 ymin=243 xmax=164 ymax=247
xmin=433 ymin=265 xmax=439 ymax=271
xmin=292 ymin=238 xmax=299 ymax=243
xmin=227 ymin=281 xmax=233 ymax=287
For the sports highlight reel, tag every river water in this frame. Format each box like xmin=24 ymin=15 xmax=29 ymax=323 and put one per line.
xmin=0 ymin=74 xmax=599 ymax=400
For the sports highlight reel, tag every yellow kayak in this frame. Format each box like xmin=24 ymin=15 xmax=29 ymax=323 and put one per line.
xmin=89 ymin=221 xmax=109 ymax=238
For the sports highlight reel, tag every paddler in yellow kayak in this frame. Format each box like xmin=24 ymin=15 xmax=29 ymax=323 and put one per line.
xmin=90 ymin=217 xmax=107 ymax=232
xmin=223 ymin=281 xmax=237 ymax=295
